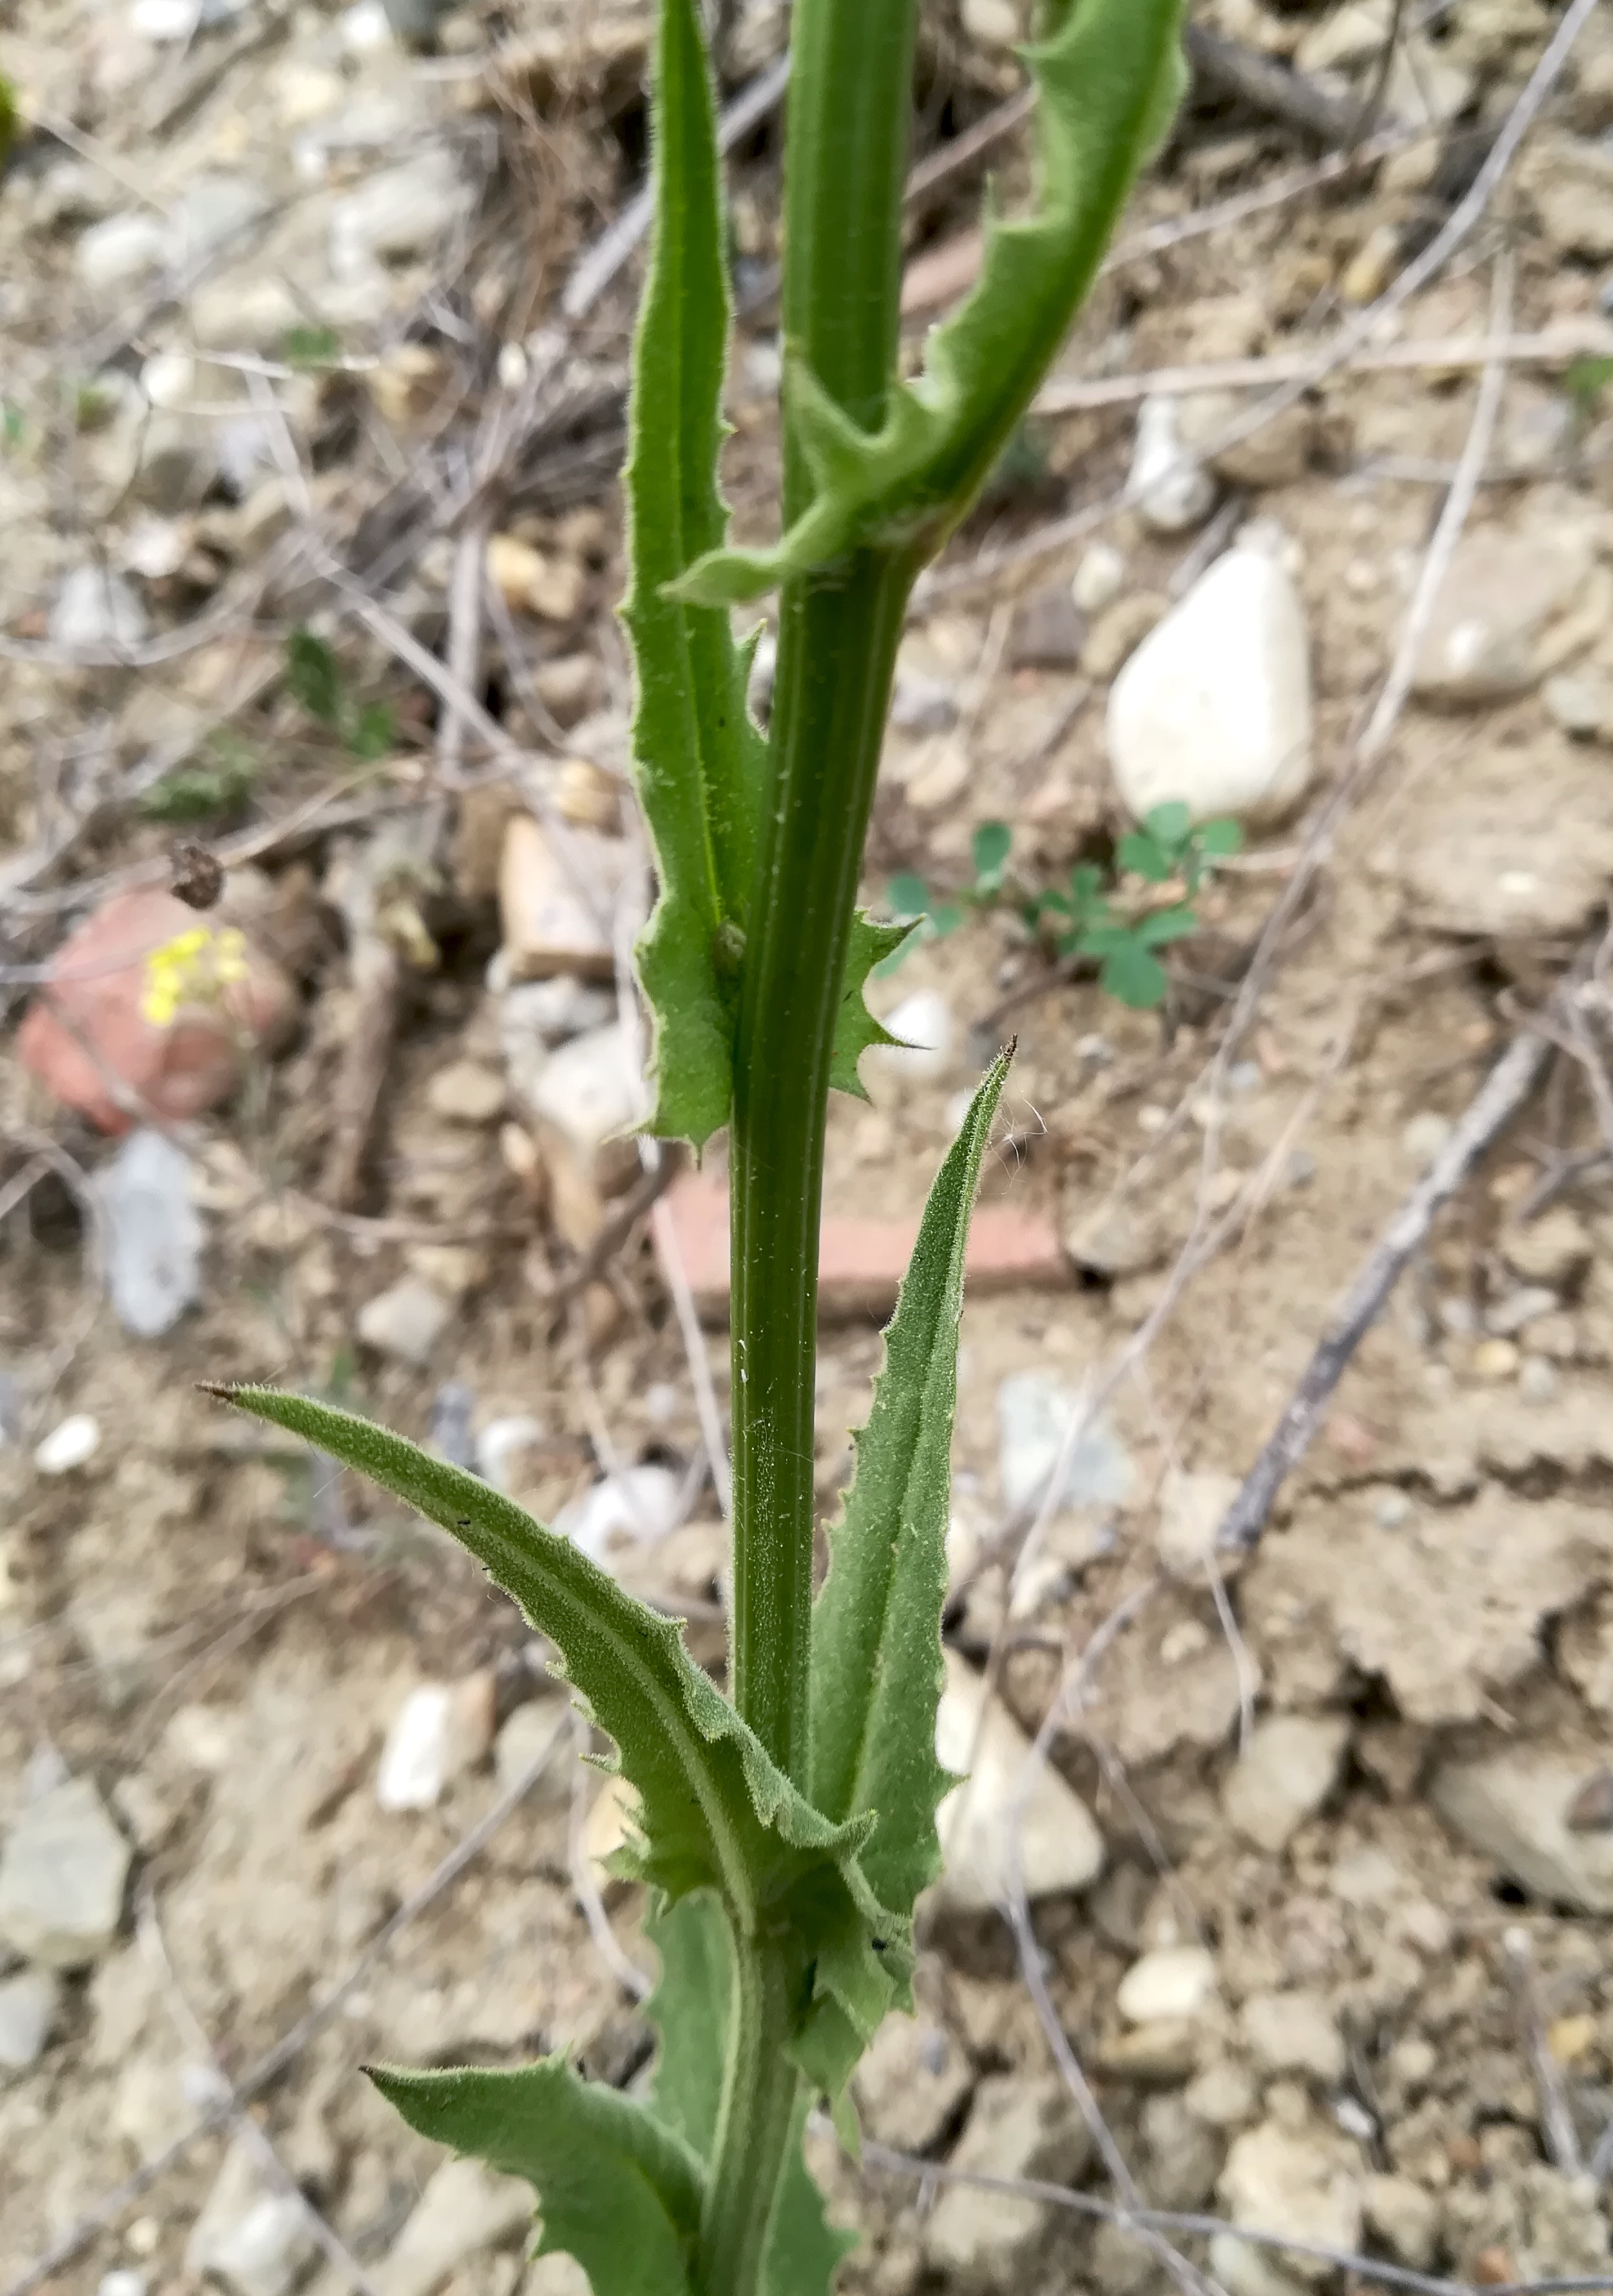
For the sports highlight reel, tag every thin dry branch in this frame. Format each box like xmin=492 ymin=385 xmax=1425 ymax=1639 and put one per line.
xmin=855 ymin=2138 xmax=1613 ymax=2296
xmin=1214 ymin=1022 xmax=1549 ymax=1555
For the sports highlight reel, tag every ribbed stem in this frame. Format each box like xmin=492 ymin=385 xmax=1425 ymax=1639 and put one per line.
xmin=728 ymin=551 xmax=915 ymax=1778
xmin=726 ymin=0 xmax=919 ymax=1786
xmin=697 ymin=1938 xmax=800 ymax=2296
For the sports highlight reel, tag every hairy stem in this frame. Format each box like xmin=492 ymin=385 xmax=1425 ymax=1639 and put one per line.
xmin=727 ymin=0 xmax=919 ymax=1787
xmin=697 ymin=1936 xmax=801 ymax=2296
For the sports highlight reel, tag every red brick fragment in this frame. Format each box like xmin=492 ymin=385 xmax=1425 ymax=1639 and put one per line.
xmin=658 ymin=1170 xmax=1069 ymax=1325
xmin=17 ymin=886 xmax=294 ymax=1134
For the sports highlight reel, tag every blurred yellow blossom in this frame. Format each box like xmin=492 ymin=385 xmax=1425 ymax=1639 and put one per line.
xmin=140 ymin=924 xmax=249 ymax=1029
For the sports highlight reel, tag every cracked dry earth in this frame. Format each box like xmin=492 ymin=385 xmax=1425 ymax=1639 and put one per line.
xmin=8 ymin=0 xmax=1613 ymax=2292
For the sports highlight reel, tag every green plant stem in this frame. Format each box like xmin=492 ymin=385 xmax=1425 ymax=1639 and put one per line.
xmin=721 ymin=5 xmax=918 ymax=2286
xmin=728 ymin=551 xmax=915 ymax=1783
xmin=727 ymin=0 xmax=919 ymax=1789
xmin=697 ymin=1938 xmax=800 ymax=2295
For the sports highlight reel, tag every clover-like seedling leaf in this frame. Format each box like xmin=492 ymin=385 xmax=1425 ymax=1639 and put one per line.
xmin=674 ymin=0 xmax=1187 ymax=605
xmin=369 ymin=2060 xmax=703 ymax=2296
xmin=971 ymin=819 xmax=1012 ymax=895
xmin=622 ymin=0 xmax=767 ymax=1145
xmin=205 ymin=1386 xmax=911 ymax=2098
xmin=809 ymin=1049 xmax=1011 ymax=1916
xmin=1097 ymin=935 xmax=1168 ymax=1008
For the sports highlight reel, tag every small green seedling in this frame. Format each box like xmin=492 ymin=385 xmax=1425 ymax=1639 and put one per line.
xmin=284 ymin=628 xmax=396 ymax=760
xmin=887 ymin=802 xmax=1239 ymax=1009
xmin=1035 ymin=801 xmax=1240 ymax=1008
xmin=884 ymin=818 xmax=1013 ymax=958
xmin=203 ymin=6 xmax=1188 ymax=2292
xmin=282 ymin=324 xmax=343 ymax=370
xmin=141 ymin=731 xmax=258 ymax=823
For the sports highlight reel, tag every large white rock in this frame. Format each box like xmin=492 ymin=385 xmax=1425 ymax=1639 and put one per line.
xmin=933 ymin=1651 xmax=1104 ymax=1908
xmin=1107 ymin=526 xmax=1313 ymax=827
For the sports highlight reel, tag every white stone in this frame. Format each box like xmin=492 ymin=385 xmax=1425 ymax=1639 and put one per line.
xmin=871 ymin=988 xmax=953 ymax=1084
xmin=1156 ymin=1466 xmax=1240 ymax=1576
xmin=99 ymin=2273 xmax=148 ymax=2296
xmin=923 ymin=2076 xmax=1088 ymax=2292
xmin=35 ymin=1415 xmax=101 ymax=1475
xmin=493 ymin=1700 xmax=569 ymax=1799
xmin=1411 ymin=525 xmax=1601 ymax=705
xmin=554 ymin=1465 xmax=683 ymax=1570
xmin=1129 ymin=395 xmax=1216 ymax=535
xmin=49 ymin=567 xmax=149 ymax=653
xmin=0 ymin=1777 xmax=131 ymax=1969
xmin=97 ymin=1129 xmax=202 ymax=1339
xmin=1402 ymin=1112 xmax=1453 ymax=1170
xmin=0 ymin=1967 xmax=60 ymax=2071
xmin=961 ymin=0 xmax=1020 ymax=46
xmin=76 ymin=211 xmax=168 ymax=294
xmin=933 ymin=1652 xmax=1105 ymax=1908
xmin=1431 ymin=1749 xmax=1613 ymax=1914
xmin=1217 ymin=2119 xmax=1363 ymax=2291
xmin=1223 ymin=1715 xmax=1350 ymax=1855
xmin=1117 ymin=1944 xmax=1217 ymax=2025
xmin=475 ymin=1415 xmax=544 ymax=1491
xmin=140 ymin=352 xmax=197 ymax=410
xmin=376 ymin=1684 xmax=488 ymax=1813
xmin=187 ymin=2136 xmax=317 ymax=2296
xmin=524 ymin=1022 xmax=642 ymax=1163
xmin=1108 ymin=528 xmax=1313 ymax=826
xmin=1240 ymin=1989 xmax=1346 ymax=2085
xmin=330 ymin=147 xmax=470 ymax=274
xmin=375 ymin=2158 xmax=532 ymax=2296
xmin=1073 ymin=540 xmax=1127 ymax=615
xmin=340 ymin=0 xmax=393 ymax=50
xmin=356 ymin=1276 xmax=452 ymax=1367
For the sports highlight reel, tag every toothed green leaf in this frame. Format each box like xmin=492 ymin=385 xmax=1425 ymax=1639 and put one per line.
xmin=368 ymin=2060 xmax=702 ymax=2296
xmin=674 ymin=0 xmax=1187 ymax=605
xmin=808 ymin=1050 xmax=1012 ymax=1916
xmin=622 ymin=0 xmax=765 ymax=1145
xmin=647 ymin=1892 xmax=730 ymax=2161
xmin=645 ymin=1897 xmax=857 ymax=2296
xmin=208 ymin=1387 xmax=910 ymax=2089
xmin=765 ymin=2094 xmax=857 ymax=2296
xmin=830 ymin=912 xmax=917 ymax=1100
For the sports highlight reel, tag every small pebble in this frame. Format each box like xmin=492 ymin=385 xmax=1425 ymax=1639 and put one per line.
xmin=1129 ymin=395 xmax=1216 ymax=534
xmin=0 ymin=1967 xmax=61 ymax=2071
xmin=34 ymin=1416 xmax=101 ymax=1476
xmin=1116 ymin=1944 xmax=1217 ymax=2025
xmin=1402 ymin=1113 xmax=1453 ymax=1169
xmin=1518 ymin=1355 xmax=1559 ymax=1402
xmin=1073 ymin=541 xmax=1126 ymax=616
xmin=98 ymin=2275 xmax=147 ymax=2296
xmin=1471 ymin=1337 xmax=1520 ymax=1382
xmin=475 ymin=1415 xmax=544 ymax=1491
xmin=1373 ymin=1491 xmax=1411 ymax=1529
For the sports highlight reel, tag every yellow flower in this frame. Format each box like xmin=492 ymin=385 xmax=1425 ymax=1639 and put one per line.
xmin=140 ymin=924 xmax=249 ymax=1028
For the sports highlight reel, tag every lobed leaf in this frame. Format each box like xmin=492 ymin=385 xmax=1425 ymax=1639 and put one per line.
xmin=370 ymin=2060 xmax=702 ymax=2296
xmin=621 ymin=0 xmax=767 ymax=1146
xmin=207 ymin=1387 xmax=910 ymax=2090
xmin=674 ymin=0 xmax=1187 ymax=606
xmin=829 ymin=912 xmax=914 ymax=1099
xmin=808 ymin=1050 xmax=1012 ymax=1917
